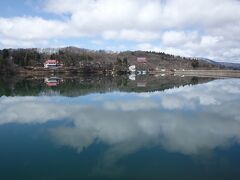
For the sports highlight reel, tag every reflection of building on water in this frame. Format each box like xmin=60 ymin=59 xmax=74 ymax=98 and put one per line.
xmin=137 ymin=82 xmax=147 ymax=87
xmin=44 ymin=77 xmax=63 ymax=87
xmin=128 ymin=74 xmax=136 ymax=81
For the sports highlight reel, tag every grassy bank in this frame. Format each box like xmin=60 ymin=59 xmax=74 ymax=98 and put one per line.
xmin=174 ymin=70 xmax=240 ymax=78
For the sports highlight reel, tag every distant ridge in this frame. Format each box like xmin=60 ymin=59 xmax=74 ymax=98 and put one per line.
xmin=197 ymin=57 xmax=240 ymax=70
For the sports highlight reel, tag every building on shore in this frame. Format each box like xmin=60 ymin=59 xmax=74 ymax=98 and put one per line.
xmin=137 ymin=57 xmax=147 ymax=63
xmin=129 ymin=65 xmax=136 ymax=72
xmin=44 ymin=60 xmax=62 ymax=68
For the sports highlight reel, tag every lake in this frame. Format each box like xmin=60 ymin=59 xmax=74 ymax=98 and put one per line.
xmin=0 ymin=75 xmax=240 ymax=180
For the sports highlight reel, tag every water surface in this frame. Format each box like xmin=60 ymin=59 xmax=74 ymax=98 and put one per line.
xmin=0 ymin=75 xmax=240 ymax=180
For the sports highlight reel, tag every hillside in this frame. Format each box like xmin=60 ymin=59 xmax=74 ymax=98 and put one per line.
xmin=0 ymin=46 xmax=236 ymax=74
xmin=197 ymin=58 xmax=240 ymax=70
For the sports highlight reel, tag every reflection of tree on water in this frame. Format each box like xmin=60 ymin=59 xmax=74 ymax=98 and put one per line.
xmin=0 ymin=75 xmax=215 ymax=97
xmin=191 ymin=77 xmax=199 ymax=85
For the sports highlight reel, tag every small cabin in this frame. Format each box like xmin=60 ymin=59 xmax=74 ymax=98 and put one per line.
xmin=137 ymin=57 xmax=147 ymax=63
xmin=129 ymin=65 xmax=136 ymax=72
xmin=44 ymin=60 xmax=61 ymax=68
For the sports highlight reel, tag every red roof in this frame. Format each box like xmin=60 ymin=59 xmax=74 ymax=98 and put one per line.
xmin=45 ymin=59 xmax=59 ymax=64
xmin=137 ymin=57 xmax=147 ymax=63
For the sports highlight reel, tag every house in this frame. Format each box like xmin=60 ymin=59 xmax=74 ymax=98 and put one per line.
xmin=129 ymin=65 xmax=136 ymax=72
xmin=44 ymin=59 xmax=61 ymax=68
xmin=137 ymin=57 xmax=147 ymax=63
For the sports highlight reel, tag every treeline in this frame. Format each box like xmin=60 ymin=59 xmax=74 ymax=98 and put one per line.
xmin=0 ymin=49 xmax=16 ymax=74
xmin=0 ymin=48 xmax=130 ymax=74
xmin=0 ymin=49 xmax=42 ymax=74
xmin=0 ymin=47 xmax=222 ymax=75
xmin=50 ymin=50 xmax=94 ymax=66
xmin=0 ymin=48 xmax=95 ymax=67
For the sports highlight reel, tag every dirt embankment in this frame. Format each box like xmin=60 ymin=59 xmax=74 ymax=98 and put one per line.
xmin=174 ymin=70 xmax=240 ymax=78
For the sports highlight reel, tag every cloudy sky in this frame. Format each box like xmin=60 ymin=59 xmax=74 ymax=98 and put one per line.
xmin=0 ymin=0 xmax=240 ymax=62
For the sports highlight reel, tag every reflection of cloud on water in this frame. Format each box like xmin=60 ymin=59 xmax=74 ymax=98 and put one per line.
xmin=103 ymin=100 xmax=159 ymax=111
xmin=0 ymin=96 xmax=87 ymax=124
xmin=0 ymin=79 xmax=240 ymax=158
xmin=49 ymin=108 xmax=240 ymax=155
xmin=163 ymin=79 xmax=240 ymax=106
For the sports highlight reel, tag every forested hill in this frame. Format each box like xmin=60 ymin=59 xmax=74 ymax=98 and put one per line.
xmin=0 ymin=46 xmax=231 ymax=74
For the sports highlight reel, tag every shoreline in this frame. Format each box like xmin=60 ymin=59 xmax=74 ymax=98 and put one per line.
xmin=174 ymin=70 xmax=240 ymax=78
xmin=4 ymin=67 xmax=240 ymax=78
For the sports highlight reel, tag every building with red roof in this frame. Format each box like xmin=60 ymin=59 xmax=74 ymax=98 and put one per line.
xmin=44 ymin=59 xmax=60 ymax=68
xmin=137 ymin=57 xmax=147 ymax=63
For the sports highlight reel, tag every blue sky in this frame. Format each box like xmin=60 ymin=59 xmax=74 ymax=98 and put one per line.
xmin=0 ymin=0 xmax=240 ymax=62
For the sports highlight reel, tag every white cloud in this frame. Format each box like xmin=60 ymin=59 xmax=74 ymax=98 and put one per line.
xmin=0 ymin=0 xmax=240 ymax=62
xmin=200 ymin=35 xmax=223 ymax=47
xmin=162 ymin=31 xmax=198 ymax=46
xmin=0 ymin=17 xmax=67 ymax=40
xmin=102 ymin=29 xmax=161 ymax=42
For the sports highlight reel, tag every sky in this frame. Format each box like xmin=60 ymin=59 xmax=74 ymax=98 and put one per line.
xmin=0 ymin=0 xmax=240 ymax=62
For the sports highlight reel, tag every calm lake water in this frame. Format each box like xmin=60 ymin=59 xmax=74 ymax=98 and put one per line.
xmin=0 ymin=75 xmax=240 ymax=180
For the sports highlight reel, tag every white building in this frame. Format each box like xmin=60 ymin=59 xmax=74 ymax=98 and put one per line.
xmin=44 ymin=60 xmax=60 ymax=68
xmin=129 ymin=65 xmax=136 ymax=72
